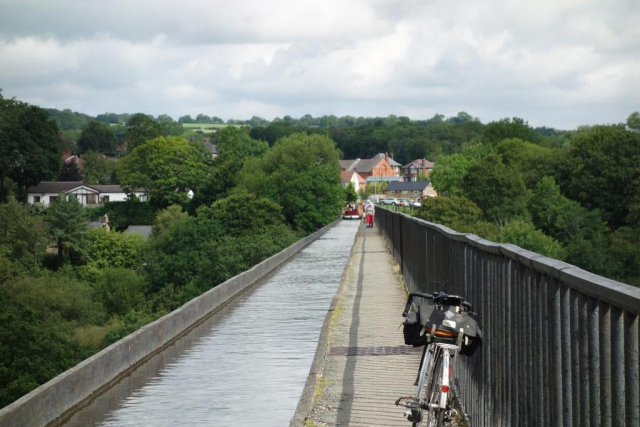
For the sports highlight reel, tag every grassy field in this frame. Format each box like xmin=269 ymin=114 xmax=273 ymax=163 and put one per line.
xmin=181 ymin=123 xmax=239 ymax=133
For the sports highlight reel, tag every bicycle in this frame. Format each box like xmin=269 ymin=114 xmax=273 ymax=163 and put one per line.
xmin=395 ymin=288 xmax=482 ymax=426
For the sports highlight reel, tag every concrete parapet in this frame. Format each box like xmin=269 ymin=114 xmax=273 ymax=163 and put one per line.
xmin=0 ymin=218 xmax=340 ymax=427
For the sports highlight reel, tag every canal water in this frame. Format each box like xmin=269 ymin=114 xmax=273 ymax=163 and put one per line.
xmin=61 ymin=220 xmax=360 ymax=427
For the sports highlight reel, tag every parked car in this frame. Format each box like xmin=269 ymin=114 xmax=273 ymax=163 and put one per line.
xmin=410 ymin=200 xmax=422 ymax=208
xmin=397 ymin=198 xmax=412 ymax=207
xmin=380 ymin=198 xmax=400 ymax=205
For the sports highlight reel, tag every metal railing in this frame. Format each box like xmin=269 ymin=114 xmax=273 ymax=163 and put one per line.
xmin=376 ymin=208 xmax=640 ymax=427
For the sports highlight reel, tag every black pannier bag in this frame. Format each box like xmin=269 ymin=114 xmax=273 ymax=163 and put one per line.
xmin=403 ymin=301 xmax=482 ymax=355
xmin=403 ymin=311 xmax=429 ymax=348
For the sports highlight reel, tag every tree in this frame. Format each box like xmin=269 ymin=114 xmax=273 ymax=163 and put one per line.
xmin=494 ymin=138 xmax=557 ymax=188
xmin=490 ymin=219 xmax=565 ymax=259
xmin=192 ymin=127 xmax=268 ymax=208
xmin=627 ymin=112 xmax=640 ymax=132
xmin=118 ymin=136 xmax=209 ymax=208
xmin=83 ymin=228 xmax=144 ymax=269
xmin=0 ymin=95 xmax=61 ymax=203
xmin=156 ymin=114 xmax=174 ymax=123
xmin=343 ymin=183 xmax=358 ymax=203
xmin=77 ymin=121 xmax=117 ymax=155
xmin=482 ymin=117 xmax=540 ymax=145
xmin=196 ymin=114 xmax=211 ymax=123
xmin=199 ymin=190 xmax=288 ymax=237
xmin=178 ymin=115 xmax=194 ymax=123
xmin=46 ymin=195 xmax=88 ymax=264
xmin=429 ymin=154 xmax=473 ymax=196
xmin=81 ymin=151 xmax=114 ymax=185
xmin=152 ymin=205 xmax=189 ymax=238
xmin=462 ymin=155 xmax=529 ymax=225
xmin=415 ymin=196 xmax=484 ymax=232
xmin=123 ymin=113 xmax=162 ymax=152
xmin=0 ymin=201 xmax=48 ymax=268
xmin=58 ymin=161 xmax=82 ymax=181
xmin=93 ymin=268 xmax=148 ymax=316
xmin=559 ymin=125 xmax=640 ymax=229
xmin=238 ymin=133 xmax=343 ymax=233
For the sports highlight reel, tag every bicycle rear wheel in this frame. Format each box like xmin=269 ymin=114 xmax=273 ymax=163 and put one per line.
xmin=423 ymin=348 xmax=445 ymax=427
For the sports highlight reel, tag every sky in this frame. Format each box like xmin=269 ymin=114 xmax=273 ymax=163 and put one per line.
xmin=0 ymin=0 xmax=638 ymax=129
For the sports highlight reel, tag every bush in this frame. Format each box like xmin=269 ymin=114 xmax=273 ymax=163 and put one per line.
xmin=93 ymin=268 xmax=148 ymax=316
xmin=90 ymin=199 xmax=158 ymax=231
xmin=84 ymin=228 xmax=144 ymax=269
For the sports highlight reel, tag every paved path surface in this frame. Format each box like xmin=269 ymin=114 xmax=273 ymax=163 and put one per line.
xmin=305 ymin=221 xmax=422 ymax=426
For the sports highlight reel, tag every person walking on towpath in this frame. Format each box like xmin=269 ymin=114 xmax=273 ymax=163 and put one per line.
xmin=365 ymin=199 xmax=375 ymax=228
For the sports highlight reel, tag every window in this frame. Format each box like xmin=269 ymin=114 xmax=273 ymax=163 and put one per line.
xmin=411 ymin=177 xmax=417 ymax=182
xmin=33 ymin=196 xmax=41 ymax=203
xmin=410 ymin=167 xmax=417 ymax=173
xmin=87 ymin=194 xmax=98 ymax=204
xmin=49 ymin=196 xmax=57 ymax=203
xmin=389 ymin=190 xmax=396 ymax=194
xmin=102 ymin=196 xmax=110 ymax=203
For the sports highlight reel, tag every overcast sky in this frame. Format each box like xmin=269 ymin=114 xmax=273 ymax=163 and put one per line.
xmin=1 ymin=0 xmax=638 ymax=129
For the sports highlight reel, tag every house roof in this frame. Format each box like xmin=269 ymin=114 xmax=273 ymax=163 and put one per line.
xmin=27 ymin=181 xmax=85 ymax=193
xmin=385 ymin=181 xmax=431 ymax=192
xmin=366 ymin=176 xmax=402 ymax=182
xmin=339 ymin=159 xmax=358 ymax=170
xmin=402 ymin=158 xmax=434 ymax=169
xmin=373 ymin=153 xmax=402 ymax=167
xmin=27 ymin=182 xmax=142 ymax=194
xmin=204 ymin=142 xmax=218 ymax=154
xmin=91 ymin=185 xmax=125 ymax=193
xmin=340 ymin=171 xmax=354 ymax=183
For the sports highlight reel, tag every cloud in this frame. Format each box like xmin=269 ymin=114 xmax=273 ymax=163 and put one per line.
xmin=0 ymin=0 xmax=638 ymax=128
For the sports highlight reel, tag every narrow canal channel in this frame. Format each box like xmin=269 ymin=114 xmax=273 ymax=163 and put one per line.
xmin=61 ymin=220 xmax=360 ymax=427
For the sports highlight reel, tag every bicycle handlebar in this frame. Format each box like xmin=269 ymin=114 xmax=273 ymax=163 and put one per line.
xmin=402 ymin=290 xmax=473 ymax=317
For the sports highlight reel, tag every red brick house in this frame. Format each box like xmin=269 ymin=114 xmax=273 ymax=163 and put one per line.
xmin=339 ymin=155 xmax=397 ymax=180
xmin=402 ymin=158 xmax=434 ymax=182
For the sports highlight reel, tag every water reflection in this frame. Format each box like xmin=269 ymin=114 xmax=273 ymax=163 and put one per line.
xmin=61 ymin=220 xmax=359 ymax=427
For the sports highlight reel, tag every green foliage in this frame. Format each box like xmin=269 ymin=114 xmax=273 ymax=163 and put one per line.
xmin=84 ymin=228 xmax=144 ymax=269
xmin=93 ymin=268 xmax=148 ymax=316
xmin=90 ymin=199 xmax=157 ymax=231
xmin=118 ymin=136 xmax=209 ymax=208
xmin=193 ymin=127 xmax=268 ymax=208
xmin=123 ymin=113 xmax=162 ymax=151
xmin=238 ymin=133 xmax=342 ymax=233
xmin=46 ymin=108 xmax=92 ymax=130
xmin=104 ymin=310 xmax=156 ymax=345
xmin=416 ymin=196 xmax=483 ymax=232
xmin=58 ymin=161 xmax=82 ymax=181
xmin=199 ymin=190 xmax=287 ymax=237
xmin=495 ymin=138 xmax=557 ymax=188
xmin=627 ymin=112 xmax=640 ymax=131
xmin=559 ymin=124 xmax=640 ymax=229
xmin=0 ymin=286 xmax=91 ymax=408
xmin=82 ymin=151 xmax=116 ymax=184
xmin=482 ymin=117 xmax=540 ymax=145
xmin=152 ymin=204 xmax=189 ymax=238
xmin=489 ymin=219 xmax=565 ymax=259
xmin=429 ymin=154 xmax=473 ymax=196
xmin=0 ymin=201 xmax=48 ymax=268
xmin=46 ymin=195 xmax=88 ymax=263
xmin=343 ymin=183 xmax=358 ymax=203
xmin=0 ymin=94 xmax=61 ymax=202
xmin=462 ymin=155 xmax=529 ymax=225
xmin=196 ymin=224 xmax=299 ymax=289
xmin=77 ymin=121 xmax=117 ymax=155
xmin=608 ymin=227 xmax=640 ymax=286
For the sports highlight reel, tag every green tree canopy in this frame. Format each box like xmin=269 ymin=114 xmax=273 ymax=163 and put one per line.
xmin=199 ymin=190 xmax=288 ymax=237
xmin=462 ymin=155 xmax=529 ymax=225
xmin=415 ymin=195 xmax=484 ymax=232
xmin=0 ymin=201 xmax=48 ymax=268
xmin=46 ymin=195 xmax=88 ymax=263
xmin=238 ymin=133 xmax=343 ymax=233
xmin=118 ymin=136 xmax=209 ymax=208
xmin=83 ymin=228 xmax=144 ymax=269
xmin=77 ymin=121 xmax=117 ymax=155
xmin=343 ymin=183 xmax=358 ymax=203
xmin=559 ymin=124 xmax=640 ymax=229
xmin=81 ymin=151 xmax=115 ymax=185
xmin=58 ymin=161 xmax=82 ymax=181
xmin=0 ymin=95 xmax=61 ymax=202
xmin=123 ymin=113 xmax=162 ymax=152
xmin=482 ymin=117 xmax=540 ymax=145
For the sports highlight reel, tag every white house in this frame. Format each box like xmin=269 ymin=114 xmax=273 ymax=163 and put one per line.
xmin=27 ymin=182 xmax=147 ymax=206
